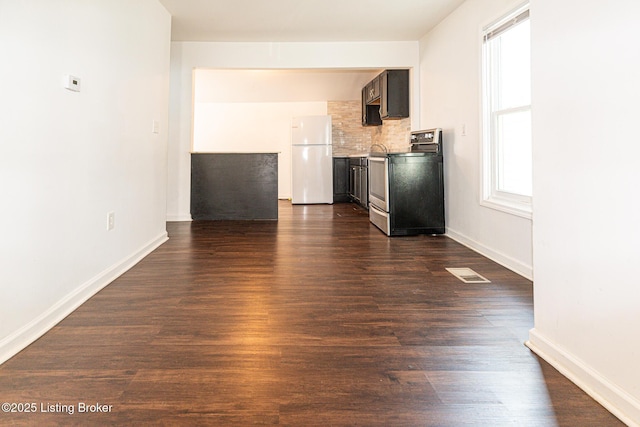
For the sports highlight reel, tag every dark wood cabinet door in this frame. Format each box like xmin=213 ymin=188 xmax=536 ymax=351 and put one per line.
xmin=366 ymin=76 xmax=381 ymax=104
xmin=333 ymin=157 xmax=350 ymax=203
xmin=380 ymin=69 xmax=409 ymax=120
xmin=362 ymin=69 xmax=408 ymax=126
xmin=362 ymin=86 xmax=382 ymax=126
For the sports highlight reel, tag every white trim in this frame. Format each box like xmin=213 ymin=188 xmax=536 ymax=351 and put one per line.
xmin=445 ymin=226 xmax=533 ymax=280
xmin=526 ymin=329 xmax=640 ymax=427
xmin=480 ymin=196 xmax=532 ymax=219
xmin=484 ymin=7 xmax=530 ymax=41
xmin=483 ymin=1 xmax=531 ymax=36
xmin=0 ymin=232 xmax=169 ymax=366
xmin=481 ymin=2 xmax=532 ymax=219
xmin=167 ymin=214 xmax=193 ymax=222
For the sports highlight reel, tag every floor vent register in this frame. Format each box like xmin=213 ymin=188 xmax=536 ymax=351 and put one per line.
xmin=446 ymin=268 xmax=491 ymax=283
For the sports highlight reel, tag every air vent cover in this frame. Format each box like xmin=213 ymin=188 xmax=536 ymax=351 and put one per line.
xmin=446 ymin=268 xmax=491 ymax=283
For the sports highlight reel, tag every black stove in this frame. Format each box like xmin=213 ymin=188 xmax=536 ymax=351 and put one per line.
xmin=368 ymin=128 xmax=445 ymax=236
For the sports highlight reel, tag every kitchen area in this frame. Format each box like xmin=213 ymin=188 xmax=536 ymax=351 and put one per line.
xmin=326 ymin=69 xmax=443 ymax=236
xmin=190 ymin=67 xmax=444 ymax=237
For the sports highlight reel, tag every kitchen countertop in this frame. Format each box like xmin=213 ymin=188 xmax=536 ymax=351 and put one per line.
xmin=192 ymin=151 xmax=280 ymax=154
xmin=339 ymin=151 xmax=432 ymax=158
xmin=369 ymin=150 xmax=439 ymax=158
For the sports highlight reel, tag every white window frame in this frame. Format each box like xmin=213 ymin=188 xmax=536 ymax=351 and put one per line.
xmin=480 ymin=2 xmax=532 ymax=219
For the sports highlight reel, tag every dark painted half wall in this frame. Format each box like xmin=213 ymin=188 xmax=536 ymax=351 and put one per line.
xmin=191 ymin=153 xmax=278 ymax=220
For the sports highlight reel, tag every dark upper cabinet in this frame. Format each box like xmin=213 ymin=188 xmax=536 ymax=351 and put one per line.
xmin=362 ymin=87 xmax=382 ymax=126
xmin=380 ymin=69 xmax=409 ymax=120
xmin=362 ymin=69 xmax=409 ymax=126
xmin=365 ymin=76 xmax=381 ymax=104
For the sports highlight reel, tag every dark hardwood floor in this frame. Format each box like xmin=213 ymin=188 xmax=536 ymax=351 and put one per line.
xmin=0 ymin=202 xmax=623 ymax=426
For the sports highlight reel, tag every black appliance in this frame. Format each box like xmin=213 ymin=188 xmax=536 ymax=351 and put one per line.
xmin=368 ymin=129 xmax=445 ymax=236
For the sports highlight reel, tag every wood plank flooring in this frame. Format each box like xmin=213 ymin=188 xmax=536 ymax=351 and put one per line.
xmin=0 ymin=202 xmax=623 ymax=426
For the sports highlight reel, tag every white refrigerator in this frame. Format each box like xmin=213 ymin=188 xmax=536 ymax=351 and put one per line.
xmin=291 ymin=115 xmax=333 ymax=204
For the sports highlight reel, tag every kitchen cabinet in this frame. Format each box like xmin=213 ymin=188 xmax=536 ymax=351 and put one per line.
xmin=362 ymin=87 xmax=382 ymax=126
xmin=365 ymin=76 xmax=381 ymax=104
xmin=333 ymin=156 xmax=350 ymax=203
xmin=362 ymin=69 xmax=409 ymax=126
xmin=380 ymin=69 xmax=409 ymax=119
xmin=349 ymin=156 xmax=368 ymax=209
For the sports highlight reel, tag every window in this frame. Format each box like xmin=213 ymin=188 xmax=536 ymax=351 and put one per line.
xmin=481 ymin=3 xmax=532 ymax=218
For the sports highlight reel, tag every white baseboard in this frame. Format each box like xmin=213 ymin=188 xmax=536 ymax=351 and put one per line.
xmin=445 ymin=227 xmax=533 ymax=280
xmin=0 ymin=232 xmax=169 ymax=366
xmin=527 ymin=329 xmax=640 ymax=427
xmin=166 ymin=213 xmax=192 ymax=222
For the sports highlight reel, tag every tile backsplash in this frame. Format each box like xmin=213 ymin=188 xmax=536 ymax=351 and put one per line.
xmin=328 ymin=101 xmax=411 ymax=156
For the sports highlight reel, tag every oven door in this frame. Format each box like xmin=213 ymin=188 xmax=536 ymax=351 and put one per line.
xmin=368 ymin=156 xmax=388 ymax=212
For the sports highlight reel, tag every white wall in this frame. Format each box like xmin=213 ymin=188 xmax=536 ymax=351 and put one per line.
xmin=527 ymin=0 xmax=640 ymax=424
xmin=191 ymin=68 xmax=380 ymax=199
xmin=193 ymin=101 xmax=328 ymax=199
xmin=0 ymin=0 xmax=171 ymax=364
xmin=193 ymin=69 xmax=379 ymax=104
xmin=418 ymin=0 xmax=533 ymax=278
xmin=167 ymin=41 xmax=420 ymax=220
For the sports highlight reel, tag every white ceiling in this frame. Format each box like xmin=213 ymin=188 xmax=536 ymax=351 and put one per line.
xmin=158 ymin=0 xmax=466 ymax=42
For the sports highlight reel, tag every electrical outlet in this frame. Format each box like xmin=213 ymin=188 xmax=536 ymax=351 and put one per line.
xmin=107 ymin=212 xmax=115 ymax=231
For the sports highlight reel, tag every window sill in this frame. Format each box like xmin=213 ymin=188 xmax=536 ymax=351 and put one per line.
xmin=480 ymin=196 xmax=532 ymax=220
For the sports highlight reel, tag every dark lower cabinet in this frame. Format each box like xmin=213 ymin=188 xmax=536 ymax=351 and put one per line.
xmin=333 ymin=157 xmax=350 ymax=203
xmin=349 ymin=156 xmax=368 ymax=209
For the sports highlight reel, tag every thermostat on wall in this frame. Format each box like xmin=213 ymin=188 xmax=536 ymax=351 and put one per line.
xmin=64 ymin=75 xmax=81 ymax=92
